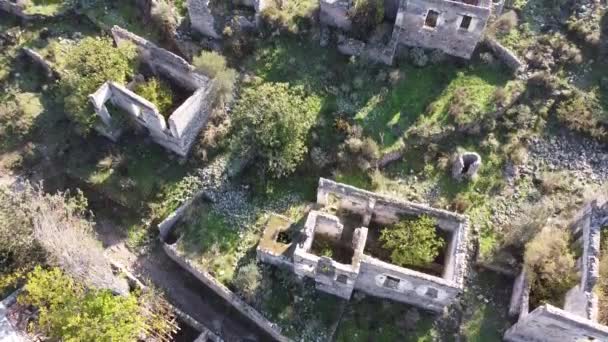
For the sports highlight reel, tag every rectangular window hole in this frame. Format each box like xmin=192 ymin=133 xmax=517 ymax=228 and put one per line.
xmin=425 ymin=10 xmax=439 ymax=28
xmin=383 ymin=275 xmax=400 ymax=290
xmin=460 ymin=15 xmax=472 ymax=30
xmin=337 ymin=274 xmax=348 ymax=284
xmin=425 ymin=287 xmax=438 ymax=298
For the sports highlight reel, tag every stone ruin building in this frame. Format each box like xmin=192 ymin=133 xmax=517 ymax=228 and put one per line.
xmin=505 ymin=197 xmax=608 ymax=342
xmin=321 ymin=0 xmax=504 ymax=63
xmin=89 ymin=26 xmax=217 ymax=157
xmin=257 ymin=178 xmax=470 ymax=312
xmin=187 ymin=0 xmax=504 ymax=64
xmin=451 ymin=151 xmax=482 ymax=180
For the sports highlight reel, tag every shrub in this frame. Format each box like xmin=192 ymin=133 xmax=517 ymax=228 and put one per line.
xmin=231 ymin=82 xmax=321 ymax=178
xmin=555 ymin=89 xmax=607 ymax=140
xmin=57 ymin=37 xmax=137 ymax=133
xmin=192 ymin=51 xmax=237 ymax=103
xmin=524 ymin=227 xmax=578 ymax=308
xmin=380 ymin=215 xmax=444 ymax=267
xmin=134 ymin=78 xmax=174 ymax=115
xmin=349 ymin=0 xmax=384 ymax=38
xmin=503 ymin=199 xmax=554 ymax=250
xmin=260 ymin=0 xmax=318 ymax=33
xmin=233 ymin=261 xmax=262 ymax=303
xmin=20 ymin=267 xmax=145 ymax=341
xmin=493 ymin=11 xmax=518 ymax=35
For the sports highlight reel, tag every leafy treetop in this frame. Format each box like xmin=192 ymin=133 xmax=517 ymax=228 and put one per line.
xmin=380 ymin=215 xmax=444 ymax=268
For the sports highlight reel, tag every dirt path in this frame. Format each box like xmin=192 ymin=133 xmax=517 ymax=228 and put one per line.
xmin=98 ymin=220 xmax=270 ymax=342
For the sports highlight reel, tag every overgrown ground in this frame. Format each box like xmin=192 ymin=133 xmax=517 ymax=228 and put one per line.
xmin=2 ymin=0 xmax=608 ymax=340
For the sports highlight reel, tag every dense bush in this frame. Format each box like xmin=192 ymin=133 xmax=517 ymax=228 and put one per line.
xmin=524 ymin=227 xmax=578 ymax=308
xmin=524 ymin=33 xmax=582 ymax=71
xmin=20 ymin=267 xmax=144 ymax=341
xmin=349 ymin=0 xmax=384 ymax=38
xmin=192 ymin=51 xmax=237 ymax=104
xmin=233 ymin=261 xmax=262 ymax=303
xmin=380 ymin=215 xmax=444 ymax=267
xmin=134 ymin=77 xmax=174 ymax=115
xmin=555 ymin=89 xmax=607 ymax=141
xmin=337 ymin=122 xmax=380 ymax=171
xmin=57 ymin=37 xmax=137 ymax=133
xmin=231 ymin=82 xmax=322 ymax=178
xmin=259 ymin=0 xmax=317 ymax=33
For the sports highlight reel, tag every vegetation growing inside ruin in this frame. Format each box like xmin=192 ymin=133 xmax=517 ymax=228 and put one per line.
xmin=259 ymin=0 xmax=318 ymax=33
xmin=57 ymin=37 xmax=138 ymax=133
xmin=349 ymin=0 xmax=385 ymax=38
xmin=524 ymin=227 xmax=579 ymax=309
xmin=133 ymin=77 xmax=174 ymax=116
xmin=379 ymin=215 xmax=445 ymax=268
xmin=22 ymin=0 xmax=70 ymax=15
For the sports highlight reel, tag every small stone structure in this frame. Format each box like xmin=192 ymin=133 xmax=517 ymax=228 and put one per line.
xmin=451 ymin=151 xmax=482 ymax=180
xmin=257 ymin=178 xmax=470 ymax=312
xmin=504 ymin=197 xmax=608 ymax=341
xmin=89 ymin=26 xmax=217 ymax=157
xmin=320 ymin=0 xmax=503 ymax=63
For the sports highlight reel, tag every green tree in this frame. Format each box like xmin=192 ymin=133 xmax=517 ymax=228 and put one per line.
xmin=380 ymin=215 xmax=444 ymax=267
xmin=134 ymin=77 xmax=174 ymax=116
xmin=20 ymin=266 xmax=144 ymax=342
xmin=231 ymin=82 xmax=321 ymax=178
xmin=57 ymin=37 xmax=137 ymax=133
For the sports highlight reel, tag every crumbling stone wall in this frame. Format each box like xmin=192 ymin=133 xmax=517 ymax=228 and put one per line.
xmin=484 ymin=37 xmax=525 ymax=72
xmin=506 ymin=198 xmax=608 ymax=340
xmin=188 ymin=0 xmax=221 ymax=39
xmin=395 ymin=0 xmax=491 ymax=59
xmin=259 ymin=178 xmax=470 ymax=312
xmin=320 ymin=0 xmax=352 ymax=30
xmin=90 ymin=26 xmax=217 ymax=157
xmin=111 ymin=26 xmax=210 ymax=91
xmin=504 ymin=305 xmax=608 ymax=342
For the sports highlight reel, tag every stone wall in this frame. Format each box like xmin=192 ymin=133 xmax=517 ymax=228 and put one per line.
xmin=22 ymin=47 xmax=57 ymax=79
xmin=504 ymin=305 xmax=608 ymax=342
xmin=395 ymin=0 xmax=491 ymax=59
xmin=320 ymin=0 xmax=352 ymax=30
xmin=484 ymin=37 xmax=525 ymax=72
xmin=355 ymin=256 xmax=461 ymax=312
xmin=260 ymin=178 xmax=469 ymax=312
xmin=188 ymin=0 xmax=221 ymax=39
xmin=111 ymin=26 xmax=210 ymax=91
xmin=90 ymin=27 xmax=217 ymax=157
xmin=163 ymin=244 xmax=290 ymax=342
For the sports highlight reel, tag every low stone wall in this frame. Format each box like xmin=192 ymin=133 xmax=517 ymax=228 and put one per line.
xmin=111 ymin=26 xmax=210 ymax=92
xmin=163 ymin=244 xmax=290 ymax=342
xmin=483 ymin=37 xmax=525 ymax=72
xmin=157 ymin=190 xmax=205 ymax=240
xmin=21 ymin=47 xmax=58 ymax=79
xmin=504 ymin=304 xmax=608 ymax=342
xmin=320 ymin=0 xmax=352 ymax=30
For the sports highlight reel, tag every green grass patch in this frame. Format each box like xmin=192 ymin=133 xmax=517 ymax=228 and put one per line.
xmin=335 ymin=296 xmax=441 ymax=342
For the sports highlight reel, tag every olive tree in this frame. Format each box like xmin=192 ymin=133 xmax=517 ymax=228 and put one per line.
xmin=231 ymin=82 xmax=322 ymax=178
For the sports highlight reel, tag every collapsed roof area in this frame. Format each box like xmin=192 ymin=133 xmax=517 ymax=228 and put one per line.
xmin=257 ymin=178 xmax=470 ymax=312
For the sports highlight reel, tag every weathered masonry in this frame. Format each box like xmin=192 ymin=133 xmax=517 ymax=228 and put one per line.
xmin=505 ymin=197 xmax=608 ymax=342
xmin=321 ymin=0 xmax=503 ymax=62
xmin=89 ymin=26 xmax=217 ymax=157
xmin=257 ymin=178 xmax=470 ymax=312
